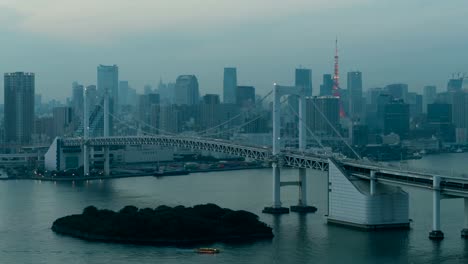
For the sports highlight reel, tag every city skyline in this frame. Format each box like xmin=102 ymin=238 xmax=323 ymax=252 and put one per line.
xmin=0 ymin=1 xmax=467 ymax=101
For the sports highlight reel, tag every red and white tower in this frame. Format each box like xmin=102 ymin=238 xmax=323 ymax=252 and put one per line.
xmin=332 ymin=38 xmax=346 ymax=117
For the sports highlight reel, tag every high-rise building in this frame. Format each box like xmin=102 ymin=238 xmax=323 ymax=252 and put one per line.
xmin=296 ymin=68 xmax=312 ymax=96
xmin=427 ymin=103 xmax=452 ymax=124
xmin=407 ymin=92 xmax=423 ymax=118
xmin=306 ymin=96 xmax=340 ymax=136
xmin=427 ymin=103 xmax=454 ymax=142
xmin=97 ymin=64 xmax=119 ymax=106
xmin=4 ymin=72 xmax=35 ymax=145
xmin=72 ymin=82 xmax=84 ymax=118
xmin=52 ymin=106 xmax=73 ymax=137
xmin=384 ymin=99 xmax=410 ymax=139
xmin=174 ymin=75 xmax=199 ymax=105
xmin=202 ymin=94 xmax=220 ymax=105
xmin=85 ymin=85 xmax=98 ymax=115
xmin=158 ymin=80 xmax=175 ymax=105
xmin=347 ymin=71 xmax=363 ymax=119
xmin=223 ymin=67 xmax=237 ymax=104
xmin=236 ymin=86 xmax=255 ymax=108
xmin=320 ymin=74 xmax=333 ymax=96
xmin=385 ymin=83 xmax=408 ymax=101
xmin=138 ymin=93 xmax=160 ymax=134
xmin=423 ymin=85 xmax=437 ymax=113
xmin=447 ymin=78 xmax=463 ymax=92
xmin=119 ymin=81 xmax=130 ymax=106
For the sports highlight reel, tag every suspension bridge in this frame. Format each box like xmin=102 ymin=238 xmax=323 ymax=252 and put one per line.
xmin=45 ymin=84 xmax=468 ymax=240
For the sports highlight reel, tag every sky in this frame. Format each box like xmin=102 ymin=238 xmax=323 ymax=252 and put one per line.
xmin=0 ymin=0 xmax=467 ymax=101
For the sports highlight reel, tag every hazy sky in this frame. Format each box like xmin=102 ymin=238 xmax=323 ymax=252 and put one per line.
xmin=0 ymin=0 xmax=467 ymax=101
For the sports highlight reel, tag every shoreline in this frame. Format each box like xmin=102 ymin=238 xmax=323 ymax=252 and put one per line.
xmin=51 ymin=224 xmax=273 ymax=246
xmin=0 ymin=166 xmax=268 ymax=182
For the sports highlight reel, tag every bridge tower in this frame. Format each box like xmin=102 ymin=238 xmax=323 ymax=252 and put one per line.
xmin=462 ymin=198 xmax=468 ymax=238
xmin=83 ymin=87 xmax=90 ymax=176
xmin=103 ymin=89 xmax=110 ymax=176
xmin=429 ymin=176 xmax=444 ymax=240
xmin=263 ymin=84 xmax=316 ymax=214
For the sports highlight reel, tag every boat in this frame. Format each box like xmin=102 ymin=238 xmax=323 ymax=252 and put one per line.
xmin=196 ymin=248 xmax=220 ymax=254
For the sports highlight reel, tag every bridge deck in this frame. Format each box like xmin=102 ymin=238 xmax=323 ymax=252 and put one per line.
xmin=59 ymin=136 xmax=468 ymax=197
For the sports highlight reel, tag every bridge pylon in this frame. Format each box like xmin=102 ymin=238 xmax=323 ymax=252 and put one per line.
xmin=429 ymin=176 xmax=444 ymax=240
xmin=263 ymin=84 xmax=316 ymax=214
xmin=462 ymin=198 xmax=468 ymax=238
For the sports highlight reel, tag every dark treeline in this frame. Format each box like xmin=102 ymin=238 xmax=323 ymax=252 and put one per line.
xmin=52 ymin=203 xmax=273 ymax=244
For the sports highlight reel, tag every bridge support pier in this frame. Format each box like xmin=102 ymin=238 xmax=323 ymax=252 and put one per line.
xmin=104 ymin=147 xmax=110 ymax=176
xmin=370 ymin=170 xmax=376 ymax=196
xmin=291 ymin=168 xmax=317 ymax=213
xmin=429 ymin=176 xmax=444 ymax=240
xmin=461 ymin=198 xmax=468 ymax=238
xmin=83 ymin=145 xmax=89 ymax=176
xmin=263 ymin=163 xmax=289 ymax=214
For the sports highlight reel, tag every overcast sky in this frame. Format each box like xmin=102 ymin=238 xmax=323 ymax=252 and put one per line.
xmin=0 ymin=0 xmax=467 ymax=101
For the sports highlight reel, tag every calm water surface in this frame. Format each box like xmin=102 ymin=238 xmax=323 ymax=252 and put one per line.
xmin=1 ymin=153 xmax=468 ymax=263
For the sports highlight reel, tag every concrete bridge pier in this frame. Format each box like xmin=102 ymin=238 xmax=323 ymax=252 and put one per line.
xmin=429 ymin=176 xmax=444 ymax=240
xmin=83 ymin=145 xmax=89 ymax=176
xmin=291 ymin=168 xmax=317 ymax=213
xmin=103 ymin=147 xmax=110 ymax=176
xmin=461 ymin=198 xmax=468 ymax=238
xmin=263 ymin=162 xmax=289 ymax=214
xmin=370 ymin=170 xmax=376 ymax=195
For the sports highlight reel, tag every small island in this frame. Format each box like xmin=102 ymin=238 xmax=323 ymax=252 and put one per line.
xmin=52 ymin=204 xmax=273 ymax=245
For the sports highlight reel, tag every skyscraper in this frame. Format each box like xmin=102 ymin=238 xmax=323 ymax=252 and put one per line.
xmin=236 ymin=86 xmax=255 ymax=108
xmin=320 ymin=74 xmax=333 ymax=96
xmin=306 ymin=96 xmax=340 ymax=136
xmin=97 ymin=65 xmax=119 ymax=106
xmin=423 ymin=85 xmax=437 ymax=113
xmin=295 ymin=68 xmax=312 ymax=96
xmin=447 ymin=78 xmax=463 ymax=92
xmin=385 ymin=83 xmax=408 ymax=101
xmin=347 ymin=71 xmax=363 ymax=119
xmin=72 ymin=82 xmax=84 ymax=118
xmin=174 ymin=75 xmax=199 ymax=105
xmin=4 ymin=72 xmax=35 ymax=145
xmin=223 ymin=67 xmax=237 ymax=104
xmin=384 ymin=99 xmax=410 ymax=139
xmin=119 ymin=81 xmax=130 ymax=106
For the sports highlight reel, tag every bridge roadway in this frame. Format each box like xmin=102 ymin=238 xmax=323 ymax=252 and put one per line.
xmin=60 ymin=135 xmax=468 ymax=197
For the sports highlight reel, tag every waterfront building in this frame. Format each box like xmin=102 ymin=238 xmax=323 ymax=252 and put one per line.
xmin=4 ymin=72 xmax=35 ymax=146
xmin=384 ymin=99 xmax=410 ymax=139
